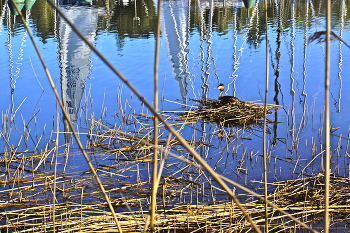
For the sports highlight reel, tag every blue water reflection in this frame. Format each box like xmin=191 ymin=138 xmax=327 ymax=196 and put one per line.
xmin=1 ymin=0 xmax=350 ymax=193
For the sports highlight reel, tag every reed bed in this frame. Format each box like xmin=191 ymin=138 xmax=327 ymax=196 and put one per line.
xmin=1 ymin=95 xmax=349 ymax=232
xmin=174 ymin=99 xmax=279 ymax=127
xmin=2 ymin=163 xmax=349 ymax=232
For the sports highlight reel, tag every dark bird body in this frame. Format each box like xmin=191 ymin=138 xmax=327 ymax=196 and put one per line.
xmin=215 ymin=84 xmax=240 ymax=104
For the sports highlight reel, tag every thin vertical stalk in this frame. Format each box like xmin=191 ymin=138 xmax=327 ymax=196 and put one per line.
xmin=53 ymin=101 xmax=59 ymax=233
xmin=151 ymin=0 xmax=162 ymax=229
xmin=324 ymin=0 xmax=331 ymax=232
xmin=10 ymin=1 xmax=123 ymax=232
xmin=263 ymin=0 xmax=269 ymax=232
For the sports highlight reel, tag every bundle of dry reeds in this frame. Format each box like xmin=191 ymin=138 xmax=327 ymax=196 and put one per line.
xmin=176 ymin=99 xmax=279 ymax=127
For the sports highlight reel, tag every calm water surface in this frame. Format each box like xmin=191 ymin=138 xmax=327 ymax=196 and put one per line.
xmin=1 ymin=0 xmax=350 ymax=190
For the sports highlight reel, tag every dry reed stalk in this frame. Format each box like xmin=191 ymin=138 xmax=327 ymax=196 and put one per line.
xmin=149 ymin=0 xmax=162 ymax=229
xmin=53 ymin=100 xmax=59 ymax=233
xmin=324 ymin=0 xmax=331 ymax=232
xmin=263 ymin=0 xmax=270 ymax=231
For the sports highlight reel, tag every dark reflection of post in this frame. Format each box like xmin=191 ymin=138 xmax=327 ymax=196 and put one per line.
xmin=57 ymin=1 xmax=101 ymax=142
xmin=133 ymin=0 xmax=139 ymax=28
xmin=161 ymin=0 xmax=189 ymax=104
xmin=337 ymin=0 xmax=345 ymax=113
xmin=272 ymin=0 xmax=282 ymax=146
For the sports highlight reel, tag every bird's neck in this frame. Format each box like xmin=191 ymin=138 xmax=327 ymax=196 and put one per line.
xmin=219 ymin=90 xmax=223 ymax=98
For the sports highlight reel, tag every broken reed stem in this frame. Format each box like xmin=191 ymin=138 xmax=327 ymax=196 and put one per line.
xmin=10 ymin=1 xmax=123 ymax=232
xmin=156 ymin=133 xmax=173 ymax=187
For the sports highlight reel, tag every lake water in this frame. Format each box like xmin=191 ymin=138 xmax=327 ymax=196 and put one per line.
xmin=1 ymin=0 xmax=350 ymax=203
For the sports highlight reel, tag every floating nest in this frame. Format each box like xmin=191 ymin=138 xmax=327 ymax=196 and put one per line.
xmin=182 ymin=99 xmax=279 ymax=127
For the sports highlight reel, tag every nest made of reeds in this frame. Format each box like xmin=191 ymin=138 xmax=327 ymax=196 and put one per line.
xmin=181 ymin=99 xmax=279 ymax=127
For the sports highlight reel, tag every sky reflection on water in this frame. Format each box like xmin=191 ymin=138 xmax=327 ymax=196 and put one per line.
xmin=1 ymin=0 xmax=350 ymax=184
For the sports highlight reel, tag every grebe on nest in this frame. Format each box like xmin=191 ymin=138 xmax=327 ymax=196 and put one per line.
xmin=215 ymin=84 xmax=240 ymax=104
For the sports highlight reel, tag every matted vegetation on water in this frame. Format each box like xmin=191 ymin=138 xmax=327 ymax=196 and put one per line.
xmin=175 ymin=99 xmax=279 ymax=126
xmin=1 ymin=157 xmax=349 ymax=232
xmin=1 ymin=95 xmax=349 ymax=232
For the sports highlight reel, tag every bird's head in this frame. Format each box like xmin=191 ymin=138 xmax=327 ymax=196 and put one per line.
xmin=215 ymin=83 xmax=224 ymax=91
